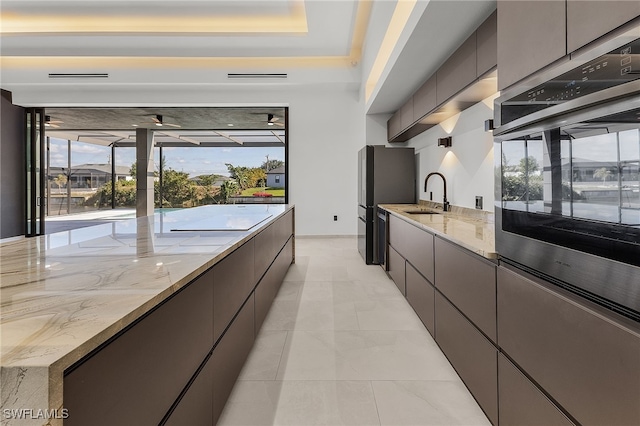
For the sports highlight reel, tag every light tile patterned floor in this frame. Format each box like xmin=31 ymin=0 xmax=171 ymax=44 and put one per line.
xmin=218 ymin=237 xmax=490 ymax=426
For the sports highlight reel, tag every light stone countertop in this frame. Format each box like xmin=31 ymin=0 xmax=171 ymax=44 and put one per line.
xmin=0 ymin=204 xmax=293 ymax=426
xmin=378 ymin=202 xmax=497 ymax=260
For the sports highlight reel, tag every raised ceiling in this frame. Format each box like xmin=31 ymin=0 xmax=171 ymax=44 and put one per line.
xmin=0 ymin=1 xmax=497 ymax=115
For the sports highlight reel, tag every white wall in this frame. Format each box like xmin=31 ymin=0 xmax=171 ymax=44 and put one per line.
xmin=11 ymin=85 xmax=365 ymax=236
xmin=406 ymin=94 xmax=497 ymax=212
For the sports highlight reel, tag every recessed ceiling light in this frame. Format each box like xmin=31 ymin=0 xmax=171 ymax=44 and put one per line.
xmin=228 ymin=123 xmax=234 ymax=127
xmin=132 ymin=124 xmax=138 ymax=127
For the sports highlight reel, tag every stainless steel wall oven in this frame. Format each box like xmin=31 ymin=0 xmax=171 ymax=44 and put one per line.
xmin=494 ymin=24 xmax=640 ymax=321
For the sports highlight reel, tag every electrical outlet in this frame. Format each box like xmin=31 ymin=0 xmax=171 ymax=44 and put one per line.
xmin=475 ymin=196 xmax=483 ymax=210
xmin=333 ymin=215 xmax=338 ymax=221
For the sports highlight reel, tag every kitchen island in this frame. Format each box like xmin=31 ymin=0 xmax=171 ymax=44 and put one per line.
xmin=0 ymin=204 xmax=295 ymax=425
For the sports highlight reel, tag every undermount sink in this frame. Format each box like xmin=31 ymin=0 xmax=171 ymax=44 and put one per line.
xmin=404 ymin=210 xmax=440 ymax=215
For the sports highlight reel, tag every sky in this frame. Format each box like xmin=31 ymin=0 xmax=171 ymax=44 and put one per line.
xmin=49 ymin=138 xmax=285 ymax=177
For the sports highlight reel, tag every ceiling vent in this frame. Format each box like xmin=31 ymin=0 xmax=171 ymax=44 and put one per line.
xmin=48 ymin=73 xmax=109 ymax=78
xmin=227 ymin=73 xmax=288 ymax=79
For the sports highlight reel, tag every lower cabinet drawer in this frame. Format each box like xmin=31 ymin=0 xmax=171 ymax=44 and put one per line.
xmin=214 ymin=239 xmax=255 ymax=342
xmin=213 ymin=293 xmax=256 ymax=423
xmin=406 ymin=262 xmax=435 ymax=336
xmin=497 ymin=266 xmax=640 ymax=426
xmin=498 ymin=354 xmax=574 ymax=426
xmin=435 ymin=292 xmax=497 ymax=424
xmin=388 ymin=245 xmax=406 ymax=296
xmin=255 ymin=237 xmax=293 ymax=332
xmin=165 ymin=353 xmax=215 ymax=426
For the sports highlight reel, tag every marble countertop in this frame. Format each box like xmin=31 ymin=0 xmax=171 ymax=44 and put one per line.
xmin=378 ymin=202 xmax=497 ymax=260
xmin=0 ymin=204 xmax=292 ymax=425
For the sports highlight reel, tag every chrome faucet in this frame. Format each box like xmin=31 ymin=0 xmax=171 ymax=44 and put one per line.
xmin=424 ymin=172 xmax=450 ymax=212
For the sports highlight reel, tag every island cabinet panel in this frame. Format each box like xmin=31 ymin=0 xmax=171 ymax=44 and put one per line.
xmin=164 ymin=352 xmax=215 ymax=426
xmin=435 ymin=292 xmax=498 ymax=424
xmin=63 ymin=269 xmax=214 ymax=426
xmin=497 ymin=0 xmax=566 ymax=90
xmin=406 ymin=262 xmax=435 ymax=336
xmin=213 ymin=293 xmax=256 ymax=423
xmin=255 ymin=209 xmax=294 ymax=282
xmin=213 ymin=239 xmax=255 ymax=342
xmin=434 ymin=237 xmax=496 ymax=342
xmin=254 ymin=222 xmax=276 ymax=281
xmin=436 ymin=34 xmax=477 ymax=105
xmin=498 ymin=354 xmax=574 ymax=426
xmin=274 ymin=209 xmax=294 ymax=252
xmin=255 ymin=237 xmax=294 ymax=332
xmin=567 ymin=1 xmax=640 ymax=53
xmin=389 ymin=215 xmax=434 ymax=283
xmin=497 ymin=266 xmax=640 ymax=426
xmin=388 ymin=245 xmax=406 ymax=296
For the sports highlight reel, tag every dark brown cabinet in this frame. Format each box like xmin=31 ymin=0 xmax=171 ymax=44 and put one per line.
xmin=386 ymin=11 xmax=496 ymax=142
xmin=255 ymin=237 xmax=294 ymax=333
xmin=412 ymin=75 xmax=437 ymax=123
xmin=476 ymin=10 xmax=497 ymax=78
xmin=213 ymin=293 xmax=256 ymax=423
xmin=389 ymin=215 xmax=434 ymax=283
xmin=387 ymin=111 xmax=402 ymax=141
xmin=63 ymin=209 xmax=295 ymax=426
xmin=435 ymin=292 xmax=498 ymax=424
xmin=165 ymin=352 xmax=215 ymax=426
xmin=498 ymin=354 xmax=574 ymax=426
xmin=434 ymin=237 xmax=496 ymax=342
xmin=497 ymin=0 xmax=567 ymax=90
xmin=436 ymin=35 xmax=477 ymax=105
xmin=567 ymin=1 xmax=640 ymax=53
xmin=388 ymin=244 xmax=405 ymax=296
xmin=64 ymin=269 xmax=214 ymax=426
xmin=497 ymin=266 xmax=640 ymax=426
xmin=400 ymin=98 xmax=414 ymax=132
xmin=214 ymin=239 xmax=255 ymax=342
xmin=405 ymin=262 xmax=434 ymax=336
xmin=497 ymin=1 xmax=640 ymax=91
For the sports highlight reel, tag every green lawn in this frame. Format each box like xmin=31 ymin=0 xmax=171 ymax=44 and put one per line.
xmin=240 ymin=187 xmax=286 ymax=197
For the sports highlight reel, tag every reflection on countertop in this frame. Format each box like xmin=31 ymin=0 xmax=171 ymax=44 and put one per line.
xmin=379 ymin=201 xmax=496 ymax=259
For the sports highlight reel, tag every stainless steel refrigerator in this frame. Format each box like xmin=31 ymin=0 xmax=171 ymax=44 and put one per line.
xmin=358 ymin=145 xmax=416 ymax=264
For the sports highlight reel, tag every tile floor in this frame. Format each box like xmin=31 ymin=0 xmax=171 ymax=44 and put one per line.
xmin=218 ymin=237 xmax=490 ymax=426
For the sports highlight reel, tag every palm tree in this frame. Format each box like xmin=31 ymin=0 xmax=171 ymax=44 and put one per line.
xmin=53 ymin=174 xmax=68 ymax=214
xmin=219 ymin=180 xmax=239 ymax=204
xmin=593 ymin=167 xmax=613 ymax=183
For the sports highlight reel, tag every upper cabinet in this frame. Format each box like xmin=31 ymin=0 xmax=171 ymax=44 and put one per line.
xmin=400 ymin=98 xmax=414 ymax=132
xmin=412 ymin=75 xmax=437 ymax=123
xmin=388 ymin=11 xmax=497 ymax=143
xmin=387 ymin=112 xmax=403 ymax=141
xmin=436 ymin=35 xmax=478 ymax=105
xmin=567 ymin=0 xmax=640 ymax=52
xmin=497 ymin=0 xmax=567 ymax=91
xmin=497 ymin=0 xmax=640 ymax=90
xmin=476 ymin=11 xmax=498 ymax=77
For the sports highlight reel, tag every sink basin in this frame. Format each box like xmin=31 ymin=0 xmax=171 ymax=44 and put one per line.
xmin=404 ymin=210 xmax=440 ymax=215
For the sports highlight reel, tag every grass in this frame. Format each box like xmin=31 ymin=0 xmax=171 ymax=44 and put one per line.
xmin=240 ymin=187 xmax=286 ymax=197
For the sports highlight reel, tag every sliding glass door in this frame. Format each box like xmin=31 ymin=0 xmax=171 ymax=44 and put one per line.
xmin=26 ymin=108 xmax=46 ymax=236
